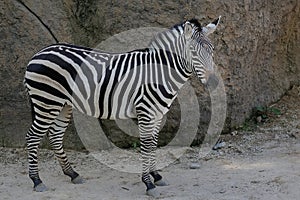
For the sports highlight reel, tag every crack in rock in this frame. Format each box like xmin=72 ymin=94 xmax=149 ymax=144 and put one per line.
xmin=17 ymin=0 xmax=59 ymax=43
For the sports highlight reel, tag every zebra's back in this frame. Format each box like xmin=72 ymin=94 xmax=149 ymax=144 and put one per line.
xmin=24 ymin=43 xmax=152 ymax=119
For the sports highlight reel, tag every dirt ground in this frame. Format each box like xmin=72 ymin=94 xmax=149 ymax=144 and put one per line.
xmin=1 ymin=86 xmax=299 ymax=200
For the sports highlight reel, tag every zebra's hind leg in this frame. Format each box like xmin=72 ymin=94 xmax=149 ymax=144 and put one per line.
xmin=26 ymin=104 xmax=62 ymax=192
xmin=48 ymin=105 xmax=84 ymax=184
xmin=26 ymin=127 xmax=49 ymax=192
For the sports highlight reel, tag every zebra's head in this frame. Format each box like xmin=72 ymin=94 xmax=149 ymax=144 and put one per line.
xmin=183 ymin=16 xmax=221 ymax=89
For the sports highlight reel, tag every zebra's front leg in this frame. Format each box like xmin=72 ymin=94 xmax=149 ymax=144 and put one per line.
xmin=149 ymin=120 xmax=169 ymax=187
xmin=139 ymin=117 xmax=165 ymax=197
xmin=140 ymin=133 xmax=157 ymax=196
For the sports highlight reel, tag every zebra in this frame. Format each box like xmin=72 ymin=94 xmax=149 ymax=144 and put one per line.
xmin=24 ymin=16 xmax=220 ymax=197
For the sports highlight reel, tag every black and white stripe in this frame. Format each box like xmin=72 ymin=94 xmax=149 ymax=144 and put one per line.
xmin=24 ymin=17 xmax=220 ymax=195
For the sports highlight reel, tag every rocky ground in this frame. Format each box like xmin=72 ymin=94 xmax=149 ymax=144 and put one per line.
xmin=0 ymin=86 xmax=299 ymax=200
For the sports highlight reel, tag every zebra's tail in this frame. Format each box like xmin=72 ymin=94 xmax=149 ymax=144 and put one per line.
xmin=23 ymin=77 xmax=35 ymax=123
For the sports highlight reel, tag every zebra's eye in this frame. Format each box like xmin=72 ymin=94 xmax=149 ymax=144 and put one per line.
xmin=201 ymin=43 xmax=213 ymax=54
xmin=202 ymin=43 xmax=209 ymax=49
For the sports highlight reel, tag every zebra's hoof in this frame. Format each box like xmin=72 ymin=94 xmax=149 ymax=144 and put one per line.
xmin=154 ymin=179 xmax=169 ymax=186
xmin=72 ymin=175 xmax=85 ymax=184
xmin=146 ymin=188 xmax=160 ymax=198
xmin=34 ymin=183 xmax=48 ymax=192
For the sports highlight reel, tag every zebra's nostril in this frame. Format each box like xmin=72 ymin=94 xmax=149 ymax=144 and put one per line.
xmin=206 ymin=74 xmax=219 ymax=91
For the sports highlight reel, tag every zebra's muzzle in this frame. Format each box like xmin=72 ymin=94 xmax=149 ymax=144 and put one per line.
xmin=206 ymin=74 xmax=219 ymax=91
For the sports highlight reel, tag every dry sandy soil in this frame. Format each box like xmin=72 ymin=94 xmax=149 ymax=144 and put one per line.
xmin=1 ymin=86 xmax=299 ymax=200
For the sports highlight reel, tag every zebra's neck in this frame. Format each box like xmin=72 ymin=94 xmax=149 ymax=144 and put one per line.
xmin=149 ymin=23 xmax=185 ymax=49
xmin=148 ymin=24 xmax=191 ymax=76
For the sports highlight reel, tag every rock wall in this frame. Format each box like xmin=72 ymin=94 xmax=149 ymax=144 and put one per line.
xmin=0 ymin=0 xmax=299 ymax=149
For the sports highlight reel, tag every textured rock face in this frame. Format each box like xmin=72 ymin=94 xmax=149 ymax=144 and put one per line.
xmin=0 ymin=0 xmax=299 ymax=148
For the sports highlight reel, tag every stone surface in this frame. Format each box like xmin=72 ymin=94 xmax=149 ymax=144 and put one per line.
xmin=0 ymin=0 xmax=55 ymax=147
xmin=0 ymin=0 xmax=299 ymax=149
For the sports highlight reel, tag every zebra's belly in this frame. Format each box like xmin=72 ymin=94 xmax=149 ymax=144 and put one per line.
xmin=104 ymin=102 xmax=137 ymax=120
xmin=70 ymin=96 xmax=137 ymax=120
xmin=107 ymin=108 xmax=137 ymax=120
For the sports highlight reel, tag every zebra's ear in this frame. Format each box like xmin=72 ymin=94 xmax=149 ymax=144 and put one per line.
xmin=184 ymin=22 xmax=193 ymax=40
xmin=202 ymin=16 xmax=221 ymax=36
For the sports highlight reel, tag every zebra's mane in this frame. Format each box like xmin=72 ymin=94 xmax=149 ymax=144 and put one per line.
xmin=171 ymin=18 xmax=202 ymax=33
xmin=148 ymin=18 xmax=202 ymax=50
